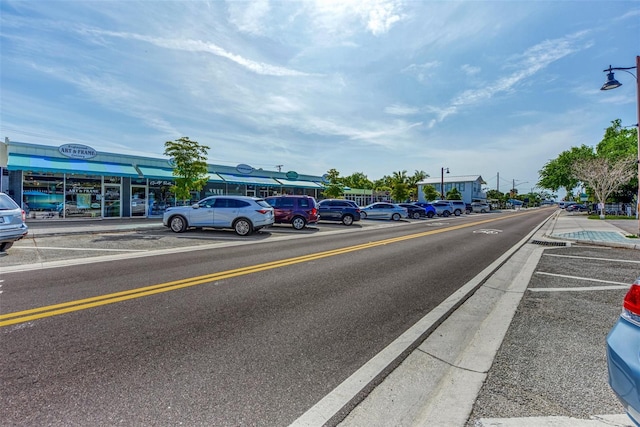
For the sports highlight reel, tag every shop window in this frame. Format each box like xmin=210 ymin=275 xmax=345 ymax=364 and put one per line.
xmin=64 ymin=175 xmax=102 ymax=218
xmin=22 ymin=172 xmax=64 ymax=219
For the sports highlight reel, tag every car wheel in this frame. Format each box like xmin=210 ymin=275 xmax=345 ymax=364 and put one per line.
xmin=427 ymin=212 xmax=435 ymax=218
xmin=481 ymin=209 xmax=487 ymax=213
xmin=342 ymin=215 xmax=354 ymax=226
xmin=412 ymin=212 xmax=421 ymax=219
xmin=169 ymin=215 xmax=187 ymax=233
xmin=443 ymin=211 xmax=450 ymax=217
xmin=234 ymin=218 xmax=253 ymax=236
xmin=454 ymin=209 xmax=461 ymax=216
xmin=392 ymin=213 xmax=401 ymax=221
xmin=291 ymin=216 xmax=306 ymax=230
xmin=360 ymin=212 xmax=367 ymax=219
xmin=0 ymin=242 xmax=13 ymax=252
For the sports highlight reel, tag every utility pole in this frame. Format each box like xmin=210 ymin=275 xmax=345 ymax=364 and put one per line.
xmin=276 ymin=165 xmax=283 ymax=172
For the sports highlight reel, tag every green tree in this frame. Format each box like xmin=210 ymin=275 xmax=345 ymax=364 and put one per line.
xmin=322 ymin=168 xmax=344 ymax=198
xmin=163 ymin=137 xmax=210 ymax=204
xmin=446 ymin=188 xmax=462 ymax=200
xmin=596 ymin=119 xmax=638 ymax=202
xmin=421 ymin=185 xmax=439 ymax=202
xmin=407 ymin=170 xmax=428 ymax=201
xmin=342 ymin=172 xmax=373 ymax=189
xmin=537 ymin=145 xmax=595 ymax=195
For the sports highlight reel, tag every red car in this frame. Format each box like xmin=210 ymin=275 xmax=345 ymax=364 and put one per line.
xmin=265 ymin=195 xmax=318 ymax=230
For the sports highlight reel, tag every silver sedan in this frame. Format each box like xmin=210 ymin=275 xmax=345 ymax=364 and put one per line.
xmin=359 ymin=202 xmax=408 ymax=221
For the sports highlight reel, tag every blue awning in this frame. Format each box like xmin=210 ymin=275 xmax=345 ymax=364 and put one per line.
xmin=217 ymin=173 xmax=281 ymax=186
xmin=8 ymin=154 xmax=139 ymax=177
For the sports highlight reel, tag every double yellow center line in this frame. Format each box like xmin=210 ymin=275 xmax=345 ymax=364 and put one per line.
xmin=0 ymin=214 xmax=518 ymax=327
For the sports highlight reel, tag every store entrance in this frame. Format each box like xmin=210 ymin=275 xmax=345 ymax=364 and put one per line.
xmin=104 ymin=185 xmax=121 ymax=218
xmin=131 ymin=185 xmax=147 ymax=217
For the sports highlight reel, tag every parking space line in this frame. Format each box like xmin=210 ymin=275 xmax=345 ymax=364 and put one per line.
xmin=544 ymin=253 xmax=640 ymax=264
xmin=13 ymin=246 xmax=147 ymax=252
xmin=531 ymin=271 xmax=629 ymax=292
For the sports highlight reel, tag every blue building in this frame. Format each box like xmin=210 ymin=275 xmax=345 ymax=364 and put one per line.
xmin=417 ymin=175 xmax=487 ymax=204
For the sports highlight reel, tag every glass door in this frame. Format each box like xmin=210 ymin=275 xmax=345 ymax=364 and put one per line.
xmin=103 ymin=185 xmax=121 ymax=218
xmin=131 ymin=185 xmax=147 ymax=217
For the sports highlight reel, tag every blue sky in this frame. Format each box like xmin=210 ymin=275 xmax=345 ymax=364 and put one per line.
xmin=1 ymin=1 xmax=639 ymax=197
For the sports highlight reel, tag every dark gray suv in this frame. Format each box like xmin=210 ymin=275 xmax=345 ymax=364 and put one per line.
xmin=317 ymin=199 xmax=361 ymax=226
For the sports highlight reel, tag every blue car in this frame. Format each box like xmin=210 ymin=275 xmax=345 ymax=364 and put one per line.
xmin=607 ymin=276 xmax=640 ymax=426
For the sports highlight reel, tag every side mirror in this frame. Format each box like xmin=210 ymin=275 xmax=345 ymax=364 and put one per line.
xmin=192 ymin=203 xmax=200 ymax=209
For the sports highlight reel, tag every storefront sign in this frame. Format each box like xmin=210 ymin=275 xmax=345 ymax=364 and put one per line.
xmin=58 ymin=144 xmax=97 ymax=159
xmin=236 ymin=164 xmax=254 ymax=174
xmin=285 ymin=171 xmax=299 ymax=180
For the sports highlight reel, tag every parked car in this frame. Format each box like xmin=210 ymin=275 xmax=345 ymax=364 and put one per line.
xmin=430 ymin=201 xmax=454 ymax=217
xmin=163 ymin=195 xmax=274 ymax=236
xmin=264 ymin=195 xmax=318 ymax=230
xmin=433 ymin=199 xmax=466 ymax=216
xmin=413 ymin=202 xmax=437 ymax=218
xmin=565 ymin=203 xmax=589 ymax=212
xmin=0 ymin=192 xmax=29 ymax=252
xmin=470 ymin=202 xmax=490 ymax=213
xmin=317 ymin=199 xmax=361 ymax=226
xmin=607 ymin=276 xmax=640 ymax=426
xmin=398 ymin=203 xmax=428 ymax=219
xmin=360 ymin=202 xmax=408 ymax=221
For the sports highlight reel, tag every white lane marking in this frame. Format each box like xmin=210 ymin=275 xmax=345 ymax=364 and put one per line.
xmin=474 ymin=229 xmax=502 ymax=234
xmin=544 ymin=253 xmax=640 ymax=264
xmin=475 ymin=414 xmax=634 ymax=426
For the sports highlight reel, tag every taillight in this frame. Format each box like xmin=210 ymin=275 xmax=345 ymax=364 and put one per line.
xmin=21 ymin=209 xmax=26 ymax=221
xmin=311 ymin=207 xmax=317 ymax=215
xmin=623 ymin=284 xmax=640 ymax=315
xmin=256 ymin=209 xmax=270 ymax=215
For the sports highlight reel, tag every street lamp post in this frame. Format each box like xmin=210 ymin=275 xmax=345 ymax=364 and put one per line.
xmin=441 ymin=167 xmax=449 ymax=199
xmin=601 ymin=56 xmax=640 ymax=236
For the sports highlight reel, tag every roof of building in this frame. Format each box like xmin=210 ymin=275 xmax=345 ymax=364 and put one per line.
xmin=418 ymin=175 xmax=485 ymax=185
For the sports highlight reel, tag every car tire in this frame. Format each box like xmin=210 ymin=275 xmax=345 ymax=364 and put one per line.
xmin=427 ymin=212 xmax=434 ymax=218
xmin=443 ymin=211 xmax=450 ymax=217
xmin=169 ymin=215 xmax=187 ymax=233
xmin=481 ymin=209 xmax=487 ymax=213
xmin=234 ymin=218 xmax=253 ymax=236
xmin=392 ymin=213 xmax=401 ymax=221
xmin=291 ymin=216 xmax=306 ymax=230
xmin=411 ymin=212 xmax=421 ymax=219
xmin=360 ymin=212 xmax=367 ymax=219
xmin=0 ymin=242 xmax=13 ymax=252
xmin=341 ymin=215 xmax=354 ymax=226
xmin=454 ymin=209 xmax=461 ymax=216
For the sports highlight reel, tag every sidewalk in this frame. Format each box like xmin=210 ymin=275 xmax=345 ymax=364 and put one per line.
xmin=545 ymin=210 xmax=640 ymax=250
xmin=23 ymin=217 xmax=165 ymax=237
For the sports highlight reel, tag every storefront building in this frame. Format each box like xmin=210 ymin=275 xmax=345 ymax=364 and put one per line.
xmin=0 ymin=140 xmax=327 ymax=220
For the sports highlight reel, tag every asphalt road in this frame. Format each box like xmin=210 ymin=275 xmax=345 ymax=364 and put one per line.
xmin=1 ymin=210 xmax=550 ymax=426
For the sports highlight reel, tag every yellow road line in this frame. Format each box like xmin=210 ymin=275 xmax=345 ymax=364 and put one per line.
xmin=1 ymin=212 xmax=529 ymax=327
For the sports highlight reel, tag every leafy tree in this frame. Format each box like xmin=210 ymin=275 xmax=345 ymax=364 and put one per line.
xmin=596 ymin=119 xmax=638 ymax=202
xmin=538 ymin=145 xmax=594 ymax=195
xmin=164 ymin=137 xmax=210 ymax=204
xmin=571 ymin=155 xmax=636 ymax=219
xmin=342 ymin=172 xmax=373 ymax=189
xmin=407 ymin=170 xmax=428 ymax=201
xmin=421 ymin=185 xmax=439 ymax=202
xmin=446 ymin=188 xmax=462 ymax=200
xmin=322 ymin=168 xmax=344 ymax=198
xmin=391 ymin=182 xmax=409 ymax=202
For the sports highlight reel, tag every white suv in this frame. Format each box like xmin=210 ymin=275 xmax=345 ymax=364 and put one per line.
xmin=0 ymin=192 xmax=29 ymax=252
xmin=434 ymin=199 xmax=466 ymax=216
